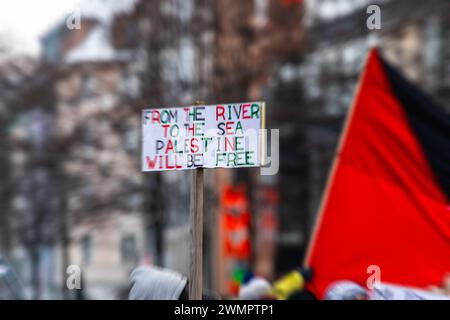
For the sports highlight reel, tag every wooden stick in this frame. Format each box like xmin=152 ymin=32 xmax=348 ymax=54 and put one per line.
xmin=189 ymin=167 xmax=204 ymax=300
xmin=189 ymin=100 xmax=205 ymax=300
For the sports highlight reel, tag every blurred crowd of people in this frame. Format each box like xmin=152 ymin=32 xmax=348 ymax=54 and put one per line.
xmin=127 ymin=265 xmax=450 ymax=300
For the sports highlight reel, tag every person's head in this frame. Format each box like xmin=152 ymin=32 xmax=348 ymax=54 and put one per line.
xmin=238 ymin=275 xmax=271 ymax=300
xmin=128 ymin=266 xmax=187 ymax=300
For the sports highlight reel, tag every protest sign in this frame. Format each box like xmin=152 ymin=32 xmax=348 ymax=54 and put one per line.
xmin=141 ymin=101 xmax=266 ymax=299
xmin=142 ymin=102 xmax=266 ymax=171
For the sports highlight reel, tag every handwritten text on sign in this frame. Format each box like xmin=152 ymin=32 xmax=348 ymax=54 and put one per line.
xmin=142 ymin=102 xmax=265 ymax=171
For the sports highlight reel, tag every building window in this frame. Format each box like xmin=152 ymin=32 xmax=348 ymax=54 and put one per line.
xmin=81 ymin=235 xmax=93 ymax=266
xmin=121 ymin=235 xmax=138 ymax=265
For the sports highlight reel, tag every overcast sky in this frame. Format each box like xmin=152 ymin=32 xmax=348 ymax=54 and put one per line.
xmin=0 ymin=0 xmax=79 ymax=56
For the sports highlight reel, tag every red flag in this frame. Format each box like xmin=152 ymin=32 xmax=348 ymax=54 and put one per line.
xmin=305 ymin=49 xmax=450 ymax=298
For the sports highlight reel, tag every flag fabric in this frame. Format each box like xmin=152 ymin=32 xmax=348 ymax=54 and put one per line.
xmin=305 ymin=48 xmax=450 ymax=299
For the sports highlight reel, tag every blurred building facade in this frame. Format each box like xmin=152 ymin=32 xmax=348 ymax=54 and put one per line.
xmin=1 ymin=0 xmax=449 ymax=300
xmin=41 ymin=1 xmax=145 ymax=299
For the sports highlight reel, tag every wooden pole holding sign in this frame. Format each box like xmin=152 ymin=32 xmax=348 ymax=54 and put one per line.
xmin=189 ymin=101 xmax=204 ymax=300
xmin=189 ymin=167 xmax=204 ymax=300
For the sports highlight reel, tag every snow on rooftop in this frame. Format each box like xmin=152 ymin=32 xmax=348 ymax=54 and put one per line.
xmin=62 ymin=0 xmax=137 ymax=64
xmin=65 ymin=24 xmax=131 ymax=64
xmin=77 ymin=0 xmax=138 ymax=23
